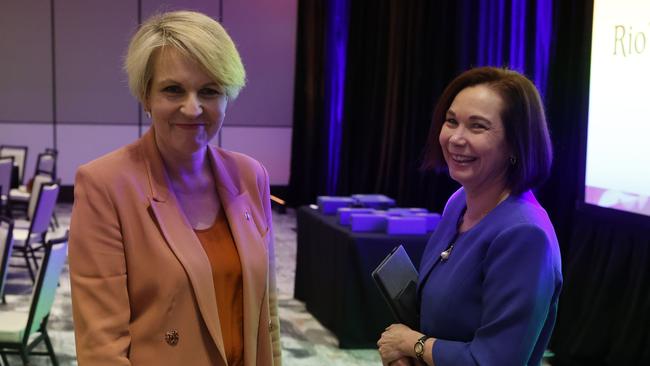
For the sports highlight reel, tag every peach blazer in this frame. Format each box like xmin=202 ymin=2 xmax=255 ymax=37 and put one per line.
xmin=69 ymin=129 xmax=281 ymax=366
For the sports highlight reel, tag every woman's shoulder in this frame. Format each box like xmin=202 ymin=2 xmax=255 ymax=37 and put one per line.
xmin=212 ymin=147 xmax=267 ymax=178
xmin=465 ymin=191 xmax=558 ymax=253
xmin=71 ymin=139 xmax=149 ymax=208
xmin=442 ymin=187 xmax=466 ymax=214
xmin=214 ymin=147 xmax=260 ymax=165
xmin=76 ymin=140 xmax=142 ymax=179
xmin=500 ymin=192 xmax=554 ymax=230
xmin=210 ymin=146 xmax=270 ymax=200
xmin=487 ymin=192 xmax=560 ymax=260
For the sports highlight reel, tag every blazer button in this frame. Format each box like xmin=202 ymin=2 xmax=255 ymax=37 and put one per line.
xmin=165 ymin=330 xmax=179 ymax=346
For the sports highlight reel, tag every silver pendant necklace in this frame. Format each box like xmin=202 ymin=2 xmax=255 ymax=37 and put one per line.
xmin=440 ymin=190 xmax=510 ymax=262
xmin=440 ymin=210 xmax=464 ymax=262
xmin=440 ymin=244 xmax=454 ymax=261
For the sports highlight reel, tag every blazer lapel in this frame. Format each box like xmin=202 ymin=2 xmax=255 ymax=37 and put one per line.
xmin=140 ymin=130 xmax=227 ymax=362
xmin=210 ymin=147 xmax=268 ymax=366
xmin=417 ymin=200 xmax=464 ymax=295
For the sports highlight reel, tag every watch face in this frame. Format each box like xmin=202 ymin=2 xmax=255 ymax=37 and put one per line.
xmin=415 ymin=342 xmax=424 ymax=353
xmin=415 ymin=336 xmax=427 ymax=359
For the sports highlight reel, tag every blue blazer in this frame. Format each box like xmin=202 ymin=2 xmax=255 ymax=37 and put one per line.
xmin=417 ymin=188 xmax=562 ymax=365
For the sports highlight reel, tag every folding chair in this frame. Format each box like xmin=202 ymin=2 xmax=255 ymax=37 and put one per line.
xmin=0 ymin=235 xmax=68 ymax=366
xmin=0 ymin=146 xmax=27 ymax=188
xmin=0 ymin=217 xmax=14 ymax=304
xmin=0 ymin=158 xmax=13 ymax=216
xmin=11 ymin=181 xmax=59 ymax=283
xmin=9 ymin=169 xmax=56 ymax=218
xmin=35 ymin=152 xmax=59 ymax=228
xmin=12 ymin=151 xmax=59 ymax=227
xmin=10 ymin=175 xmax=53 ymax=225
xmin=32 ymin=152 xmax=56 ymax=180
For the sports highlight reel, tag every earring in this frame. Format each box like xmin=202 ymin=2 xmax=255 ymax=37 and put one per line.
xmin=145 ymin=111 xmax=151 ymax=119
xmin=509 ymin=156 xmax=517 ymax=165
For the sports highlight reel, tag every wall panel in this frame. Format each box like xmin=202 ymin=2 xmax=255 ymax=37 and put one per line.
xmin=223 ymin=0 xmax=297 ymax=127
xmin=54 ymin=0 xmax=139 ymax=124
xmin=57 ymin=125 xmax=139 ymax=184
xmin=220 ymin=126 xmax=292 ymax=185
xmin=141 ymin=0 xmax=221 ymax=20
xmin=0 ymin=1 xmax=53 ymax=122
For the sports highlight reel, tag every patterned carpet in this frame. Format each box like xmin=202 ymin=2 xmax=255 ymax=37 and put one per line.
xmin=0 ymin=205 xmax=381 ymax=366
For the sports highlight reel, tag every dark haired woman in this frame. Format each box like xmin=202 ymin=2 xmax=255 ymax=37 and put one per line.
xmin=377 ymin=67 xmax=562 ymax=366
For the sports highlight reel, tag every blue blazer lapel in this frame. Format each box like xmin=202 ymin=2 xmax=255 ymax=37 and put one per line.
xmin=417 ymin=194 xmax=465 ymax=295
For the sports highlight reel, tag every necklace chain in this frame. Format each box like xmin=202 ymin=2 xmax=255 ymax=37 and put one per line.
xmin=440 ymin=214 xmax=463 ymax=262
xmin=440 ymin=190 xmax=510 ymax=262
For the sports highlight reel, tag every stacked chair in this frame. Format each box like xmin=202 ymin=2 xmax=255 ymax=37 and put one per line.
xmin=8 ymin=149 xmax=58 ymax=219
xmin=0 ymin=146 xmax=65 ymax=365
xmin=0 ymin=158 xmax=13 ymax=216
xmin=0 ymin=235 xmax=68 ymax=366
xmin=0 ymin=146 xmax=27 ymax=190
xmin=10 ymin=178 xmax=59 ymax=283
xmin=0 ymin=217 xmax=14 ymax=304
xmin=34 ymin=152 xmax=56 ymax=179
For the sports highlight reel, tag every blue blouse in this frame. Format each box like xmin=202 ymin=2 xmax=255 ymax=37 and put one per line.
xmin=417 ymin=188 xmax=562 ymax=365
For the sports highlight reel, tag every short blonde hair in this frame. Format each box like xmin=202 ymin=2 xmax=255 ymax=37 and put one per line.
xmin=124 ymin=10 xmax=246 ymax=103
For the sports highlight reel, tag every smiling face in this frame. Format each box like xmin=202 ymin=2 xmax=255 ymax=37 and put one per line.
xmin=145 ymin=47 xmax=227 ymax=158
xmin=439 ymin=84 xmax=510 ymax=194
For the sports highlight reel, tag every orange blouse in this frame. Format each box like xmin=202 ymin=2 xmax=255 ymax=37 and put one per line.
xmin=195 ymin=212 xmax=244 ymax=366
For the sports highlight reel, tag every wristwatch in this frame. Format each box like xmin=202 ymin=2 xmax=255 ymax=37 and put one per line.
xmin=414 ymin=335 xmax=428 ymax=362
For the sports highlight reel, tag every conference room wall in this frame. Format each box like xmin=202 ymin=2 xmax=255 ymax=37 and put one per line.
xmin=0 ymin=124 xmax=292 ymax=186
xmin=0 ymin=0 xmax=296 ymax=186
xmin=56 ymin=125 xmax=140 ymax=185
xmin=220 ymin=126 xmax=292 ymax=186
xmin=54 ymin=0 xmax=139 ymax=125
xmin=221 ymin=0 xmax=297 ymax=129
xmin=0 ymin=1 xmax=53 ymax=124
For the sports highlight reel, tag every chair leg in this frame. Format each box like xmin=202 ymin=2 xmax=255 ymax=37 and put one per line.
xmin=19 ymin=347 xmax=30 ymax=365
xmin=42 ymin=328 xmax=59 ymax=366
xmin=1 ymin=352 xmax=8 ymax=366
xmin=50 ymin=213 xmax=59 ymax=229
xmin=22 ymin=247 xmax=35 ymax=283
xmin=28 ymin=246 xmax=40 ymax=275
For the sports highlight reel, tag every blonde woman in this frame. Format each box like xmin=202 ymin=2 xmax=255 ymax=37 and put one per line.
xmin=69 ymin=11 xmax=281 ymax=366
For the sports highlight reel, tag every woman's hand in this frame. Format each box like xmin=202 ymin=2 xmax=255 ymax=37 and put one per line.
xmin=389 ymin=357 xmax=418 ymax=366
xmin=386 ymin=356 xmax=415 ymax=366
xmin=377 ymin=323 xmax=422 ymax=364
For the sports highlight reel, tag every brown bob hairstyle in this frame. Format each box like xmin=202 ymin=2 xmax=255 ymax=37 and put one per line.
xmin=421 ymin=66 xmax=552 ymax=196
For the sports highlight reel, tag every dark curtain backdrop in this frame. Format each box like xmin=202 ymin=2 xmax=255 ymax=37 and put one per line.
xmin=290 ymin=0 xmax=650 ymax=364
xmin=289 ymin=0 xmax=328 ymax=204
xmin=337 ymin=0 xmax=461 ymax=212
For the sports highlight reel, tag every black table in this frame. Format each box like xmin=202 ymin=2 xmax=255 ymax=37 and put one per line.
xmin=294 ymin=206 xmax=431 ymax=348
